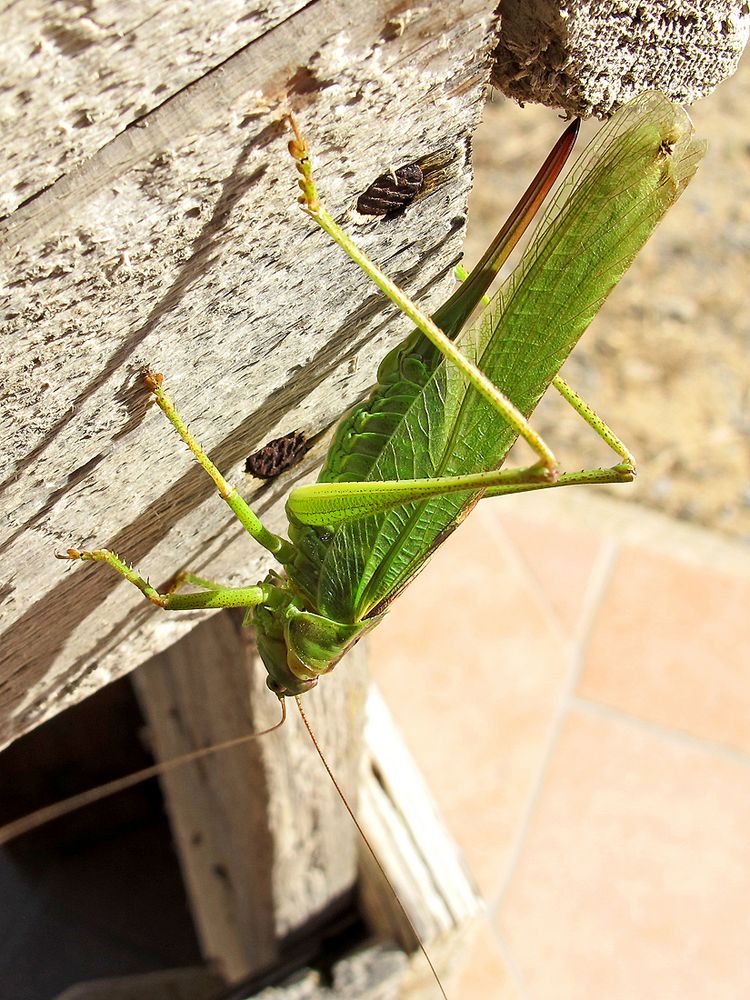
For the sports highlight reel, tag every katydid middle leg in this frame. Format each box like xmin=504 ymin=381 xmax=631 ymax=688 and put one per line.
xmin=165 ymin=570 xmax=229 ymax=594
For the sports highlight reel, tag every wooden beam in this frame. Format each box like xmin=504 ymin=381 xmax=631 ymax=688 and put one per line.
xmin=54 ymin=945 xmax=408 ymax=999
xmin=0 ymin=0 xmax=499 ymax=747
xmin=359 ymin=687 xmax=483 ymax=999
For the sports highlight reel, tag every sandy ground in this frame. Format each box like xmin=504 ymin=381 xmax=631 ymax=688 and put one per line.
xmin=464 ymin=54 xmax=750 ymax=542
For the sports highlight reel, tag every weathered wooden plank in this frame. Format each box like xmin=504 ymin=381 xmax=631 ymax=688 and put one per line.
xmin=1 ymin=0 xmax=311 ymax=218
xmin=54 ymin=965 xmax=224 ymax=1000
xmin=54 ymin=944 xmax=407 ymax=999
xmin=359 ymin=687 xmax=483 ymax=1000
xmin=0 ymin=0 xmax=499 ymax=747
xmin=65 ymin=668 xmax=481 ymax=997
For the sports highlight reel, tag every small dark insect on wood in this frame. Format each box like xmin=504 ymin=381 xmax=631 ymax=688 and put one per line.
xmin=245 ymin=430 xmax=309 ymax=479
xmin=356 ymin=162 xmax=424 ymax=217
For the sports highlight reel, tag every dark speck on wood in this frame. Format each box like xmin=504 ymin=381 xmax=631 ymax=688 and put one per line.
xmin=356 ymin=162 xmax=424 ymax=217
xmin=245 ymin=430 xmax=309 ymax=479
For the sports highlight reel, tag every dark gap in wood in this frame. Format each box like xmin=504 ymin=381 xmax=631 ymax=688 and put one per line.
xmin=0 ymin=676 xmax=201 ymax=999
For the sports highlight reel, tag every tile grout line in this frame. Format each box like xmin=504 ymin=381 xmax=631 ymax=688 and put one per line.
xmin=572 ymin=534 xmax=621 ymax=659
xmin=475 ymin=506 xmax=614 ymax=998
xmin=493 ymin=925 xmax=533 ymax=1000
xmin=572 ymin=694 xmax=750 ymax=769
xmin=491 ymin=510 xmax=578 ymax=650
xmin=491 ymin=534 xmax=621 ymax=916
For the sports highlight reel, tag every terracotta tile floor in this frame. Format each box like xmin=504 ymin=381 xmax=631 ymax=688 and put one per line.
xmin=368 ymin=489 xmax=750 ymax=999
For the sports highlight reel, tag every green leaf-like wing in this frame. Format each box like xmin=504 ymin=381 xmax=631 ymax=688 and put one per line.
xmin=287 ymin=93 xmax=705 ymax=622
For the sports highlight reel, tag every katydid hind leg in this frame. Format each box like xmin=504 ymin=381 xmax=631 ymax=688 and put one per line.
xmin=287 ymin=119 xmax=561 ymax=474
xmin=284 ymin=391 xmax=637 ymax=525
xmin=480 ymin=377 xmax=638 ymax=500
xmin=552 ymin=374 xmax=636 ymax=470
xmin=287 ymin=463 xmax=554 ymax=527
xmin=482 ymin=463 xmax=633 ymax=500
xmin=286 ymin=367 xmax=639 ymax=528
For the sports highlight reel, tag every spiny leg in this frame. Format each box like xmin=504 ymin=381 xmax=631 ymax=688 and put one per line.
xmin=165 ymin=570 xmax=228 ymax=594
xmin=168 ymin=569 xmax=274 ymax=625
xmin=286 ymin=116 xmax=559 ymax=477
xmin=482 ymin=464 xmax=632 ymax=499
xmin=286 ymin=454 xmax=633 ymax=527
xmin=58 ymin=547 xmax=281 ymax=611
xmin=286 ymin=295 xmax=636 ymax=525
xmin=287 ymin=279 xmax=640 ymax=522
xmin=482 ymin=380 xmax=636 ymax=498
xmin=144 ymin=373 xmax=296 ymax=563
xmin=551 ymin=374 xmax=635 ymax=471
xmin=59 ymin=373 xmax=296 ymax=607
xmin=482 ymin=373 xmax=637 ymax=493
xmin=285 ymin=370 xmax=637 ymax=525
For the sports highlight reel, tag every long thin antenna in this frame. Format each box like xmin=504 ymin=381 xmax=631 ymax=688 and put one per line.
xmin=0 ymin=698 xmax=287 ymax=845
xmin=294 ymin=695 xmax=449 ymax=1000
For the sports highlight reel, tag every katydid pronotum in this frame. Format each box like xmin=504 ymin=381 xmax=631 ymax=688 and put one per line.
xmin=2 ymin=96 xmax=704 ymax=984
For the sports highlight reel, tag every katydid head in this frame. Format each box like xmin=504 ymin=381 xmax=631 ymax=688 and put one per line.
xmin=252 ymin=574 xmax=382 ymax=697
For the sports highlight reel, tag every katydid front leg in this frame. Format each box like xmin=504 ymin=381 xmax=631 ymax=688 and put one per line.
xmin=59 ymin=371 xmax=295 ymax=610
xmin=58 ymin=546 xmax=282 ymax=611
xmin=144 ymin=373 xmax=295 ymax=562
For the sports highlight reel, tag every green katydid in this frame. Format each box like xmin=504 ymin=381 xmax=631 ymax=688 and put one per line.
xmin=1 ymin=92 xmax=704 ymax=846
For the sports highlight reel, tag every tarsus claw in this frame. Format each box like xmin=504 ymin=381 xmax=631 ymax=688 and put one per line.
xmin=55 ymin=548 xmax=83 ymax=561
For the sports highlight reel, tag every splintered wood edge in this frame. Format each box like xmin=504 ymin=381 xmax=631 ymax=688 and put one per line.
xmin=53 ymin=945 xmax=408 ymax=999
